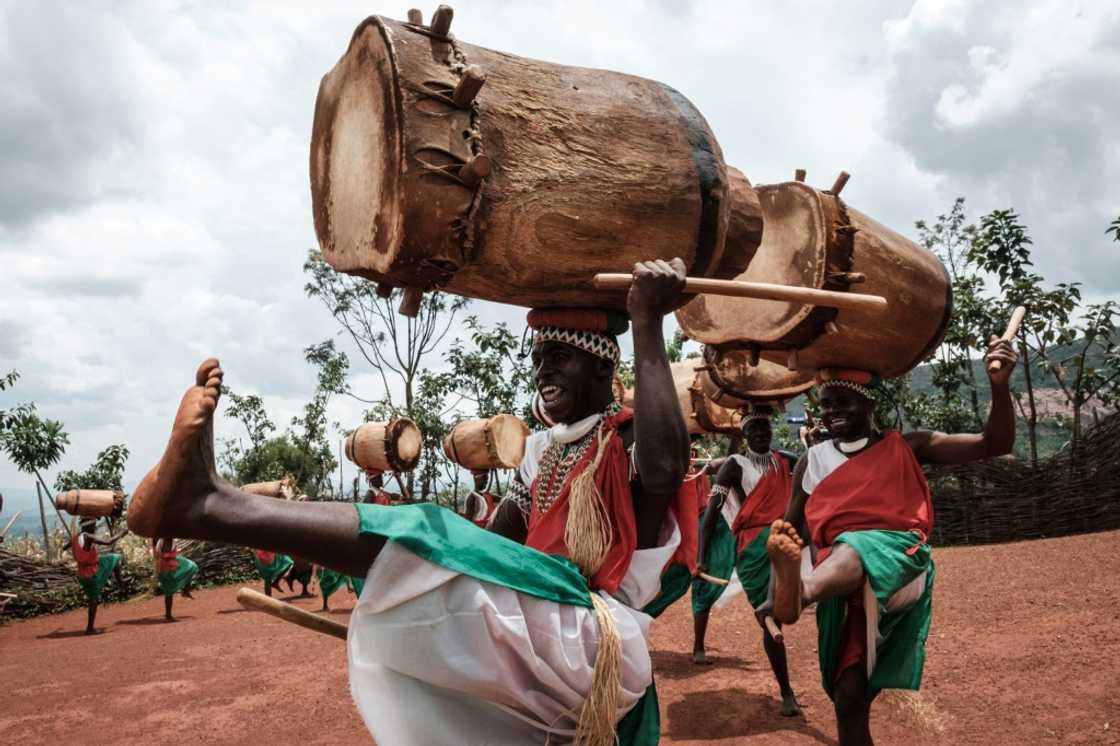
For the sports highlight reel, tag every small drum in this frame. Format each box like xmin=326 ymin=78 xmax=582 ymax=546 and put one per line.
xmin=346 ymin=418 xmax=423 ymax=473
xmin=241 ymin=478 xmax=296 ymax=499
xmin=311 ymin=11 xmax=762 ymax=311
xmin=54 ymin=489 xmax=123 ymax=518
xmin=443 ymin=414 xmax=530 ymax=471
xmin=677 ymin=180 xmax=951 ymax=378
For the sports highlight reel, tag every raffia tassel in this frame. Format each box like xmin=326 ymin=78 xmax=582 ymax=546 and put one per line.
xmin=574 ymin=594 xmax=624 ymax=746
xmin=564 ymin=424 xmax=615 ymax=579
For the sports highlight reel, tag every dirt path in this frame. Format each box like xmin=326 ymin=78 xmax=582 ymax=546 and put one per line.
xmin=3 ymin=532 xmax=1118 ymax=745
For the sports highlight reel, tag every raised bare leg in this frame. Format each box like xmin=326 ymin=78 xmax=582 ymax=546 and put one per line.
xmin=802 ymin=543 xmax=865 ymax=606
xmin=127 ymin=358 xmax=384 ymax=577
xmin=692 ymin=608 xmax=713 ymax=665
xmin=767 ymin=520 xmax=805 ymax=623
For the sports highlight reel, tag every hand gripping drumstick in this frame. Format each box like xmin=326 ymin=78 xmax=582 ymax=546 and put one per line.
xmin=592 ymin=274 xmax=888 ymax=314
xmin=988 ymin=306 xmax=1027 ymax=373
xmin=237 ymin=587 xmax=349 ymax=641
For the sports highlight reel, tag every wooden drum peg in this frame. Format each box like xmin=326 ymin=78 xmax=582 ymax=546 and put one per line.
xmin=795 ymin=168 xmax=807 ymax=183
xmin=376 ymin=282 xmax=395 ymax=298
xmin=407 ymin=8 xmax=423 ymax=25
xmin=786 ymin=349 xmax=799 ymax=371
xmin=459 ymin=154 xmax=491 ymax=186
xmin=452 ymin=65 xmax=486 ymax=108
xmin=430 ymin=5 xmax=453 ymax=37
xmin=399 ymin=288 xmax=424 ymax=317
xmin=747 ymin=344 xmax=761 ymax=367
xmin=830 ymin=170 xmax=851 ymax=196
xmin=828 ymin=271 xmax=866 ymax=284
xmin=825 ymin=321 xmax=840 ymax=335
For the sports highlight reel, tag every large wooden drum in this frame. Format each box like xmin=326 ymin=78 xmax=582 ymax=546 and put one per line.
xmin=624 ymin=362 xmax=741 ymax=435
xmin=346 ymin=418 xmax=423 ymax=473
xmin=54 ymin=489 xmax=123 ymax=518
xmin=677 ymin=180 xmax=951 ymax=378
xmin=311 ymin=10 xmax=763 ymax=310
xmin=697 ymin=347 xmax=816 ymax=406
xmin=241 ymin=478 xmax=297 ymax=499
xmin=443 ymin=414 xmax=529 ymax=471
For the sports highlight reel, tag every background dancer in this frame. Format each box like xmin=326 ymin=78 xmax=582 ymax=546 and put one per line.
xmin=152 ymin=536 xmax=197 ymax=622
xmin=696 ymin=403 xmax=800 ymax=715
xmin=63 ymin=518 xmax=127 ymax=635
xmin=764 ymin=336 xmax=1018 ymax=746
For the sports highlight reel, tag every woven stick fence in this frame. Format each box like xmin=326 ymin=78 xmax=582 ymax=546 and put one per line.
xmin=927 ymin=413 xmax=1120 ymax=546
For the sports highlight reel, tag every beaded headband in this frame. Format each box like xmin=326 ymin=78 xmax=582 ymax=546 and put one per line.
xmin=532 ymin=325 xmax=621 ymax=365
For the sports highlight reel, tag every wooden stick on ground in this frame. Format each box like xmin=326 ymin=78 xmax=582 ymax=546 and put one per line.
xmin=763 ymin=616 xmax=784 ymax=643
xmin=236 ymin=587 xmax=349 ymax=641
xmin=698 ymin=572 xmax=730 ymax=586
xmin=1 ymin=511 xmax=22 ymax=539
xmin=989 ymin=306 xmax=1027 ymax=372
xmin=592 ymin=274 xmax=889 ymax=314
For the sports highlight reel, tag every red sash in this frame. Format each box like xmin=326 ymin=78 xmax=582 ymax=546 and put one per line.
xmin=254 ymin=549 xmax=277 ymax=566
xmin=525 ymin=408 xmax=698 ymax=592
xmin=72 ymin=535 xmax=99 ymax=578
xmin=729 ymin=451 xmax=792 ymax=552
xmin=672 ymin=469 xmax=707 ymax=575
xmin=158 ymin=550 xmax=179 ymax=573
xmin=804 ymin=432 xmax=933 ymax=558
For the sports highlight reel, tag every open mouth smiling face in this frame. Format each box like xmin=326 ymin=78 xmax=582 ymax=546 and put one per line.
xmin=819 ymin=386 xmax=873 ymax=439
xmin=531 ymin=340 xmax=609 ymax=424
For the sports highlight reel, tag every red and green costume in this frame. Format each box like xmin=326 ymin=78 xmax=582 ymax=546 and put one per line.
xmin=643 ymin=467 xmax=706 ymax=618
xmin=156 ymin=548 xmax=198 ymax=596
xmin=252 ymin=549 xmax=293 ymax=585
xmin=805 ymin=432 xmax=935 ymax=699
xmin=72 ymin=535 xmax=122 ymax=603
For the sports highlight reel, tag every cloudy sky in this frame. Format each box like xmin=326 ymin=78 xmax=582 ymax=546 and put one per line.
xmin=1 ymin=0 xmax=1117 ymax=494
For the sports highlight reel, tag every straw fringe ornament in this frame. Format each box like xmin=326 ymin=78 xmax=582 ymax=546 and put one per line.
xmin=573 ymin=593 xmax=624 ymax=746
xmin=564 ymin=423 xmax=615 ymax=579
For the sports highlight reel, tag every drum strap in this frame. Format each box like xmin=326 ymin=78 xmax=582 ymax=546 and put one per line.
xmin=482 ymin=421 xmax=501 ymax=468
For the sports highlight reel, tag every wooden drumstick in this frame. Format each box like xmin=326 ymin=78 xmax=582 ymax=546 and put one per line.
xmin=591 ymin=274 xmax=888 ymax=314
xmin=698 ymin=572 xmax=730 ymax=586
xmin=764 ymin=616 xmax=783 ymax=642
xmin=988 ymin=306 xmax=1027 ymax=373
xmin=237 ymin=587 xmax=349 ymax=641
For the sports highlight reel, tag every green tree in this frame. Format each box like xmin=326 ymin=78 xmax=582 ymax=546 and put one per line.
xmin=54 ymin=444 xmax=130 ymax=492
xmin=289 ymin=340 xmax=348 ymax=496
xmin=304 ymin=250 xmax=468 ymax=494
xmin=1048 ymin=301 xmax=1119 ymax=453
xmin=0 ymin=406 xmax=70 ymax=559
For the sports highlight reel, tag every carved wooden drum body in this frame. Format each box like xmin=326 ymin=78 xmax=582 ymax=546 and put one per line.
xmin=311 ymin=14 xmax=762 ymax=310
xmin=443 ymin=414 xmax=529 ymax=471
xmin=346 ymin=418 xmax=423 ymax=473
xmin=55 ymin=489 xmax=122 ymax=518
xmin=677 ymin=181 xmax=951 ymax=378
xmin=625 ymin=361 xmax=741 ymax=435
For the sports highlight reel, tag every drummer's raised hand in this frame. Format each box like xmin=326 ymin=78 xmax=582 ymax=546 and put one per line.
xmin=627 ymin=258 xmax=686 ymax=321
xmin=984 ymin=335 xmax=1018 ymax=387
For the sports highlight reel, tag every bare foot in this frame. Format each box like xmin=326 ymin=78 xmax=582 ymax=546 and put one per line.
xmin=780 ymin=691 xmax=802 ymax=717
xmin=692 ymin=650 xmax=713 ymax=665
xmin=127 ymin=359 xmax=225 ymax=538
xmin=767 ymin=520 xmax=805 ymax=624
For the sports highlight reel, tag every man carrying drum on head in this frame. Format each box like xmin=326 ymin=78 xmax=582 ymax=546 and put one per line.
xmin=126 ymin=259 xmax=691 ymax=745
xmin=762 ymin=336 xmax=1018 ymax=746
xmin=694 ymin=402 xmax=801 ymax=715
xmin=62 ymin=517 xmax=128 ymax=635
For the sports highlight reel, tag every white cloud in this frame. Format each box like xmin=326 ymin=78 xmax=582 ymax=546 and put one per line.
xmin=1 ymin=0 xmax=1116 ymax=489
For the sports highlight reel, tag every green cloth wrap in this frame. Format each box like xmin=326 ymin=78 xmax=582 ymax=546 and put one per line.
xmin=78 ymin=553 xmax=122 ymax=603
xmin=642 ymin=563 xmax=691 ymax=619
xmin=734 ymin=527 xmax=772 ymax=610
xmin=253 ymin=552 xmax=294 ymax=584
xmin=816 ymin=529 xmax=935 ymax=699
xmin=157 ymin=556 xmax=198 ymax=597
xmin=691 ymin=517 xmax=735 ymax=616
xmin=355 ymin=503 xmax=592 ymax=608
xmin=317 ymin=567 xmax=347 ymax=599
xmin=355 ymin=503 xmax=663 ymax=741
xmin=349 ymin=576 xmax=366 ymax=598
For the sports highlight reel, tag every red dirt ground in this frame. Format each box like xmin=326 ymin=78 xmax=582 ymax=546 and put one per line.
xmin=2 ymin=531 xmax=1118 ymax=745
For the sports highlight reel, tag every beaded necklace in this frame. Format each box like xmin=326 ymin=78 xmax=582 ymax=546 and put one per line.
xmin=535 ymin=403 xmax=621 ymax=515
